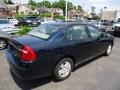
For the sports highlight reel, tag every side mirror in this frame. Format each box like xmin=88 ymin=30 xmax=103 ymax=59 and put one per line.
xmin=96 ymin=32 xmax=108 ymax=41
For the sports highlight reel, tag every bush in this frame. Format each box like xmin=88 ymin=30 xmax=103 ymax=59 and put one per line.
xmin=55 ymin=15 xmax=65 ymax=20
xmin=15 ymin=14 xmax=25 ymax=19
xmin=17 ymin=26 xmax=32 ymax=35
xmin=41 ymin=13 xmax=52 ymax=17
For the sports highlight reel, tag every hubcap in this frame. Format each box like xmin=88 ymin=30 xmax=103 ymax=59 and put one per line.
xmin=58 ymin=61 xmax=71 ymax=78
xmin=0 ymin=40 xmax=6 ymax=50
xmin=107 ymin=45 xmax=112 ymax=55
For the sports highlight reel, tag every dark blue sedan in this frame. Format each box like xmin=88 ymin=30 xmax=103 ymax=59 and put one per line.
xmin=6 ymin=22 xmax=114 ymax=81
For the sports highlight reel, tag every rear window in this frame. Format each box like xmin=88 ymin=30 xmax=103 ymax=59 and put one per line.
xmin=25 ymin=17 xmax=38 ymax=19
xmin=28 ymin=24 xmax=62 ymax=39
xmin=0 ymin=20 xmax=10 ymax=24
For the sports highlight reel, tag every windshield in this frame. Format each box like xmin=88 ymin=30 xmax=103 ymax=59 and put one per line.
xmin=28 ymin=24 xmax=62 ymax=39
xmin=0 ymin=20 xmax=10 ymax=24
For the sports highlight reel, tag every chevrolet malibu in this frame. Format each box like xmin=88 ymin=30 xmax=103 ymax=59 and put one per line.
xmin=6 ymin=22 xmax=114 ymax=81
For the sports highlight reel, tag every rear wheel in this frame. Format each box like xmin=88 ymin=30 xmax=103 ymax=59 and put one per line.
xmin=105 ymin=44 xmax=112 ymax=56
xmin=0 ymin=39 xmax=8 ymax=50
xmin=54 ymin=58 xmax=73 ymax=81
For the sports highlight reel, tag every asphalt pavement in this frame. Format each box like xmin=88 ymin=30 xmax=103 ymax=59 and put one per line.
xmin=0 ymin=37 xmax=120 ymax=90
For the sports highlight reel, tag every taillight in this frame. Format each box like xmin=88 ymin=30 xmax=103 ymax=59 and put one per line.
xmin=22 ymin=45 xmax=37 ymax=62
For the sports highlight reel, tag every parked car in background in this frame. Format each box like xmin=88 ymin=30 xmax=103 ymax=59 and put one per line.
xmin=89 ymin=20 xmax=100 ymax=27
xmin=89 ymin=20 xmax=113 ymax=32
xmin=0 ymin=31 xmax=12 ymax=50
xmin=9 ymin=18 xmax=19 ymax=26
xmin=113 ymin=18 xmax=120 ymax=36
xmin=100 ymin=22 xmax=114 ymax=31
xmin=77 ymin=19 xmax=88 ymax=24
xmin=0 ymin=19 xmax=18 ymax=34
xmin=41 ymin=18 xmax=56 ymax=24
xmin=18 ymin=16 xmax=41 ymax=26
xmin=6 ymin=22 xmax=114 ymax=81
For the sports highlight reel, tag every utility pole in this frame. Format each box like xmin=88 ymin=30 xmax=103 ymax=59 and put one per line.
xmin=65 ymin=0 xmax=68 ymax=21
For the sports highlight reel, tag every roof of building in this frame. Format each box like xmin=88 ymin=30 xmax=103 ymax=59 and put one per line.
xmin=0 ymin=1 xmax=6 ymax=8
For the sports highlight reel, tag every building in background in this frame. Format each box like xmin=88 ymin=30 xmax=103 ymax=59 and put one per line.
xmin=101 ymin=10 xmax=116 ymax=21
xmin=7 ymin=4 xmax=63 ymax=16
xmin=68 ymin=10 xmax=83 ymax=20
xmin=18 ymin=4 xmax=32 ymax=15
xmin=7 ymin=4 xmax=17 ymax=16
xmin=101 ymin=10 xmax=120 ymax=21
xmin=0 ymin=1 xmax=7 ymax=18
xmin=68 ymin=9 xmax=90 ymax=20
xmin=114 ymin=10 xmax=120 ymax=21
xmin=38 ymin=7 xmax=63 ymax=16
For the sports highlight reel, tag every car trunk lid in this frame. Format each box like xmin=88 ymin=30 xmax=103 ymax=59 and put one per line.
xmin=8 ymin=35 xmax=47 ymax=68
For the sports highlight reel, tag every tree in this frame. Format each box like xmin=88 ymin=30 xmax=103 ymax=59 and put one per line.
xmin=52 ymin=1 xmax=58 ymax=8
xmin=52 ymin=0 xmax=73 ymax=16
xmin=77 ymin=5 xmax=83 ymax=11
xmin=90 ymin=6 xmax=100 ymax=20
xmin=73 ymin=6 xmax=77 ymax=9
xmin=36 ymin=2 xmax=42 ymax=8
xmin=68 ymin=2 xmax=73 ymax=11
xmin=38 ymin=0 xmax=52 ymax=8
xmin=57 ymin=0 xmax=66 ymax=15
xmin=93 ymin=15 xmax=100 ymax=20
xmin=91 ymin=6 xmax=96 ymax=13
xmin=28 ymin=0 xmax=36 ymax=7
xmin=3 ymin=0 xmax=7 ymax=3
xmin=4 ymin=0 xmax=14 ymax=4
xmin=73 ymin=5 xmax=83 ymax=11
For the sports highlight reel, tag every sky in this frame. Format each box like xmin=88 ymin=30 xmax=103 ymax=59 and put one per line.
xmin=12 ymin=0 xmax=120 ymax=13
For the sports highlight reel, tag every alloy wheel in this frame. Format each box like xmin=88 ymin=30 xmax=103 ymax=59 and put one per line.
xmin=107 ymin=45 xmax=112 ymax=55
xmin=58 ymin=61 xmax=72 ymax=78
xmin=0 ymin=39 xmax=7 ymax=50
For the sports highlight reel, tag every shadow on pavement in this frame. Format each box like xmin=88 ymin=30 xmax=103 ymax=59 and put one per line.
xmin=10 ymin=69 xmax=52 ymax=90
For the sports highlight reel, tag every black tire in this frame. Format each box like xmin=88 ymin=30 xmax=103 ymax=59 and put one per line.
xmin=114 ymin=31 xmax=117 ymax=37
xmin=104 ymin=43 xmax=113 ymax=56
xmin=0 ymin=38 xmax=8 ymax=50
xmin=53 ymin=58 xmax=73 ymax=81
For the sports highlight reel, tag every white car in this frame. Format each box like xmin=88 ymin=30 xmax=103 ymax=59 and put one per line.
xmin=9 ymin=18 xmax=19 ymax=26
xmin=0 ymin=19 xmax=18 ymax=33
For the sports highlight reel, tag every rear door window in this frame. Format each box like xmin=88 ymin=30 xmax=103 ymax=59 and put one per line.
xmin=66 ymin=25 xmax=88 ymax=41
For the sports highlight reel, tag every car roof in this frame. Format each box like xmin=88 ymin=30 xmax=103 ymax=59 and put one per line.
xmin=45 ymin=21 xmax=89 ymax=26
xmin=0 ymin=19 xmax=9 ymax=21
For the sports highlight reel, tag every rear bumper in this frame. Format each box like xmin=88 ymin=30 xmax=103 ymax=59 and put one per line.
xmin=2 ymin=28 xmax=19 ymax=34
xmin=6 ymin=50 xmax=53 ymax=80
xmin=19 ymin=22 xmax=40 ymax=26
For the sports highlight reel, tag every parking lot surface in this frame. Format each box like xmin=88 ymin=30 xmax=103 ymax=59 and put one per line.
xmin=0 ymin=37 xmax=120 ymax=90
